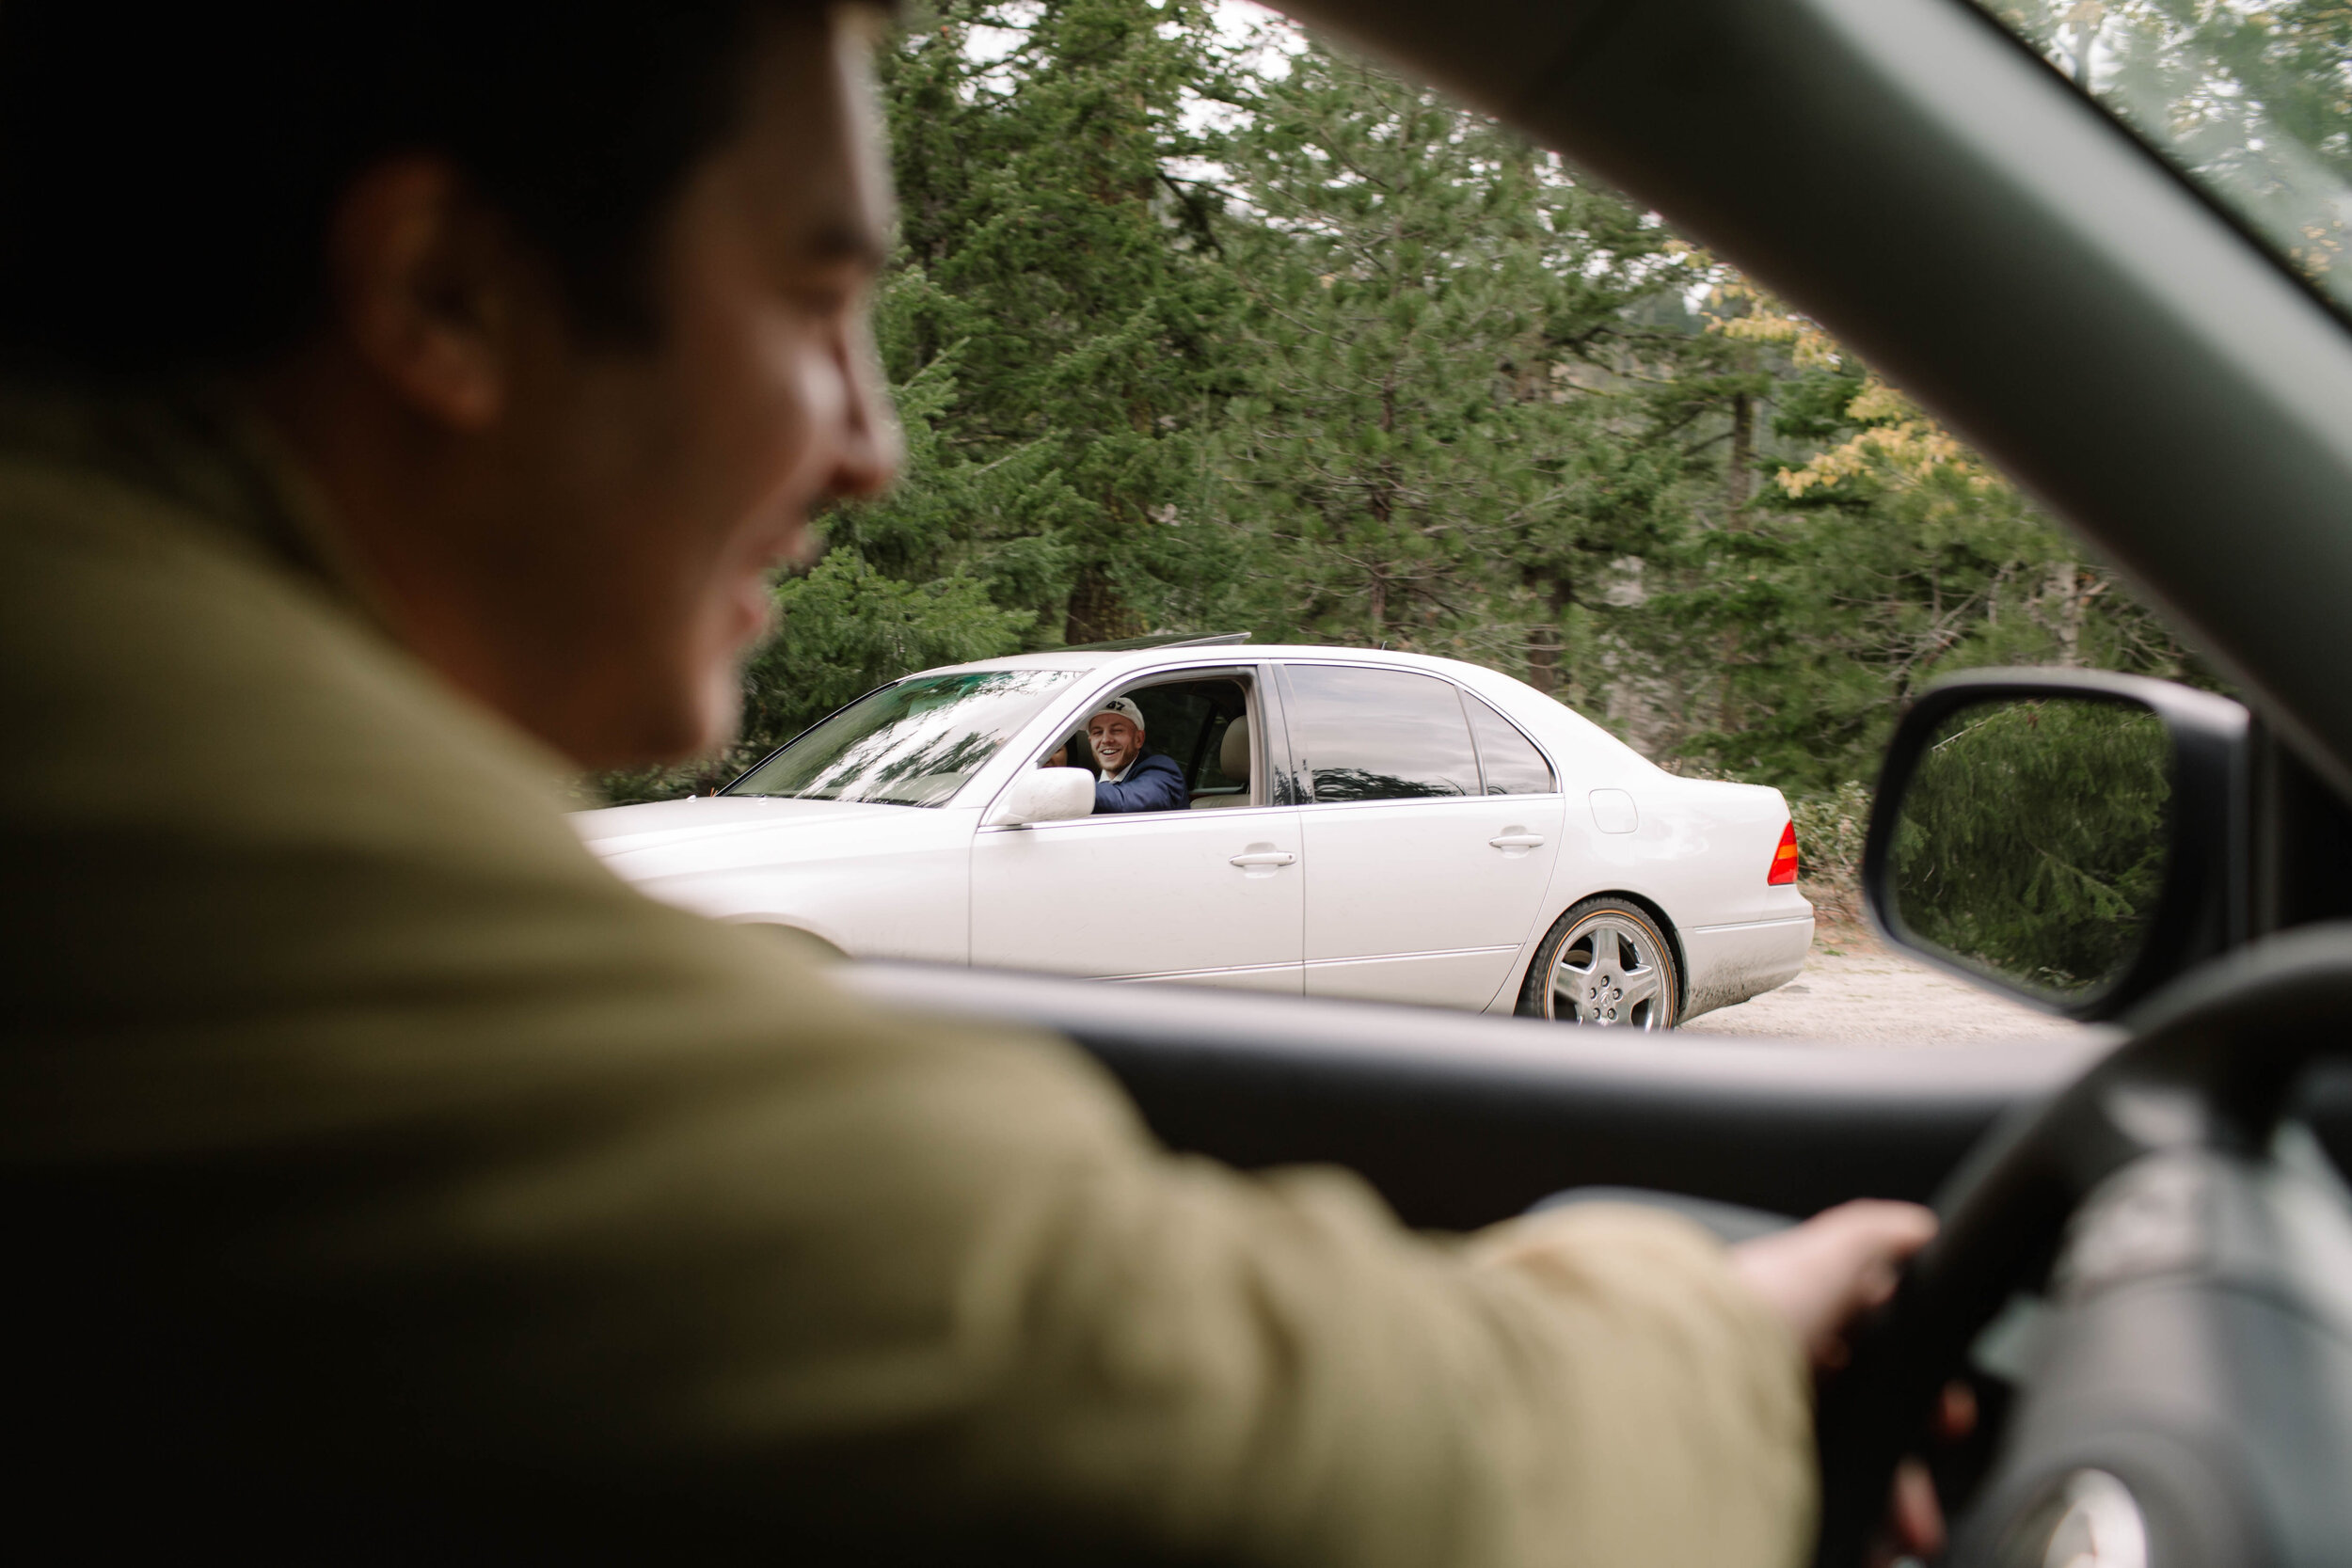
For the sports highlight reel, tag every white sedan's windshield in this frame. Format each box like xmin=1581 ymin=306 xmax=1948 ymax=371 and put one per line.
xmin=727 ymin=670 xmax=1078 ymax=807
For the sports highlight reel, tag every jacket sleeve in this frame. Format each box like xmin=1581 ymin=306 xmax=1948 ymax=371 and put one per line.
xmin=0 ymin=468 xmax=1815 ymax=1567
xmin=1093 ymin=752 xmax=1192 ymax=814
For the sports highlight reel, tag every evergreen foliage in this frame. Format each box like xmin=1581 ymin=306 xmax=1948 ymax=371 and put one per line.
xmin=1207 ymin=40 xmax=1704 ymax=691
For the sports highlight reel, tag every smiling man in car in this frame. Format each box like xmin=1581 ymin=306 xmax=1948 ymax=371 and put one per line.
xmin=0 ymin=1 xmax=1934 ymax=1560
xmin=1086 ymin=697 xmax=1190 ymax=813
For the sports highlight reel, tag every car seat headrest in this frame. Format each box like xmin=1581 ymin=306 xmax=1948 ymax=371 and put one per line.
xmin=1220 ymin=718 xmax=1250 ymax=782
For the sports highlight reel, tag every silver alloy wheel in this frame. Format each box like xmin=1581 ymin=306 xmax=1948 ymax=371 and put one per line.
xmin=1546 ymin=913 xmax=1671 ymax=1029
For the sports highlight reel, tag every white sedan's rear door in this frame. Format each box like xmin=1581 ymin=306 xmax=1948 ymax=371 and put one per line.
xmin=1282 ymin=664 xmax=1565 ymax=1008
xmin=969 ymin=804 xmax=1305 ymax=992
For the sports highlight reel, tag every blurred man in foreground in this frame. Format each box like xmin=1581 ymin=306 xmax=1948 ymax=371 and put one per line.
xmin=0 ymin=2 xmax=1933 ymax=1560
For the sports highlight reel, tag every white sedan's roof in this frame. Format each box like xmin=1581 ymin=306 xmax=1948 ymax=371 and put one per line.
xmin=924 ymin=643 xmax=1515 ymax=683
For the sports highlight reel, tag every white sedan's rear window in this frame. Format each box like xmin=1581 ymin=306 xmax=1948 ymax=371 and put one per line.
xmin=1287 ymin=665 xmax=1481 ymax=801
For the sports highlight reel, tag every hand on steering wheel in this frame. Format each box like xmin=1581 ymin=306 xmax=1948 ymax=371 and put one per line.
xmin=1735 ymin=1202 xmax=1958 ymax=1560
xmin=1733 ymin=1201 xmax=1937 ymax=1369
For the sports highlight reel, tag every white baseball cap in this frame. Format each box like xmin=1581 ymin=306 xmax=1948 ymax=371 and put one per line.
xmin=1088 ymin=697 xmax=1146 ymax=732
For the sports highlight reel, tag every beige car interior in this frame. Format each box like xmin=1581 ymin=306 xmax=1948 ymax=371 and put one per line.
xmin=1190 ymin=718 xmax=1253 ymax=808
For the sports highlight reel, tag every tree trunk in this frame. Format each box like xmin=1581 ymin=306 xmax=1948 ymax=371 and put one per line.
xmin=1065 ymin=562 xmax=1143 ymax=646
xmin=1725 ymin=391 xmax=1754 ymax=525
xmin=1525 ymin=573 xmax=1572 ymax=694
xmin=2049 ymin=560 xmax=2083 ymax=666
xmin=1715 ymin=389 xmax=1756 ymax=732
xmin=1715 ymin=628 xmax=1742 ymax=735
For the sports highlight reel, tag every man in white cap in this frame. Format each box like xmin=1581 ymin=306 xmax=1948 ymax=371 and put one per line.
xmin=1087 ymin=696 xmax=1190 ymax=813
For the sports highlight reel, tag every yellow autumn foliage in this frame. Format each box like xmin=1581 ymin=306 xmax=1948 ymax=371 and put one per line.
xmin=1777 ymin=377 xmax=2007 ymax=498
xmin=1704 ymin=277 xmax=1845 ymax=371
xmin=1691 ymin=263 xmax=2012 ymax=499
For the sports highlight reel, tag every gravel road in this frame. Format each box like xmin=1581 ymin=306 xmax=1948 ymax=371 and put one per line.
xmin=1679 ymin=927 xmax=2095 ymax=1047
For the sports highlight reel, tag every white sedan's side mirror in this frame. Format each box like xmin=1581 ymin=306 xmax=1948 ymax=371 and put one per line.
xmin=987 ymin=767 xmax=1096 ymax=827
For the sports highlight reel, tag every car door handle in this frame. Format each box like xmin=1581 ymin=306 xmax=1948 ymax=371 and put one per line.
xmin=1488 ymin=833 xmax=1546 ymax=848
xmin=1229 ymin=850 xmax=1296 ymax=867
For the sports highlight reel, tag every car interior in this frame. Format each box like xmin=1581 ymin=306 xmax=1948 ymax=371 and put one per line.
xmin=1189 ymin=715 xmax=1252 ymax=808
xmin=904 ymin=0 xmax=2352 ymax=1560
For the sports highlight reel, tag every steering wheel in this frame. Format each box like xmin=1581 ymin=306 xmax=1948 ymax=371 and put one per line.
xmin=1810 ymin=927 xmax=2352 ymax=1568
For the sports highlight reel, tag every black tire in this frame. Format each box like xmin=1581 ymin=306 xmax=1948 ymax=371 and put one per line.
xmin=1517 ymin=896 xmax=1680 ymax=1030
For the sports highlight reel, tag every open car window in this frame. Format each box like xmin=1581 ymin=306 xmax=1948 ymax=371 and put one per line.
xmin=1122 ymin=677 xmax=1245 ymax=788
xmin=1989 ymin=2 xmax=2352 ymax=322
xmin=728 ymin=670 xmax=1077 ymax=807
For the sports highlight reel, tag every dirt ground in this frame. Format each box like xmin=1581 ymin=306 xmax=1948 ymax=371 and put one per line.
xmin=1679 ymin=919 xmax=2093 ymax=1046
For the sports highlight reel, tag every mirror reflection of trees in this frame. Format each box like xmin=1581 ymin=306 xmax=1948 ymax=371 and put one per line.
xmin=1311 ymin=768 xmax=1468 ymax=802
xmin=1892 ymin=698 xmax=2170 ymax=997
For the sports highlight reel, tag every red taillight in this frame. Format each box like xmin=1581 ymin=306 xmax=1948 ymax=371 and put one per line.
xmin=1767 ymin=820 xmax=1799 ymax=885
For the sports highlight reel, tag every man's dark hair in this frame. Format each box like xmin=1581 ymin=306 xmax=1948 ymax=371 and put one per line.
xmin=0 ymin=1 xmax=853 ymax=378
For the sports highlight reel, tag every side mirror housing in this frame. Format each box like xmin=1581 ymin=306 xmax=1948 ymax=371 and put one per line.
xmin=1862 ymin=668 xmax=2248 ymax=1021
xmin=987 ymin=767 xmax=1097 ymax=827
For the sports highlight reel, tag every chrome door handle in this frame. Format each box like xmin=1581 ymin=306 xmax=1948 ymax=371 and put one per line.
xmin=1488 ymin=834 xmax=1546 ymax=848
xmin=1229 ymin=850 xmax=1296 ymax=867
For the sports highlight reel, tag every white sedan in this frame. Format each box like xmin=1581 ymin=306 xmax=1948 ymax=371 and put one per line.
xmin=571 ymin=641 xmax=1812 ymax=1028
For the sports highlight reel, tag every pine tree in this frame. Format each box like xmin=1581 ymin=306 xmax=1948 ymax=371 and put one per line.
xmin=1208 ymin=40 xmax=1706 ymax=691
xmin=869 ymin=0 xmax=1242 ymax=643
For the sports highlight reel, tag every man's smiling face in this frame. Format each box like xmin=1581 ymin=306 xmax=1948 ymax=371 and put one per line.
xmin=291 ymin=8 xmax=904 ymax=770
xmin=540 ymin=10 xmax=900 ymax=762
xmin=1089 ymin=714 xmax=1143 ymax=774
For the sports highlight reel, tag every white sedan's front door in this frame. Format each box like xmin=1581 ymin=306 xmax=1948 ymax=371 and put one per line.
xmin=969 ymin=804 xmax=1305 ymax=991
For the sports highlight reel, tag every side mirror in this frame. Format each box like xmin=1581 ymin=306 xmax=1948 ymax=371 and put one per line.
xmin=987 ymin=767 xmax=1097 ymax=827
xmin=1862 ymin=669 xmax=2247 ymax=1021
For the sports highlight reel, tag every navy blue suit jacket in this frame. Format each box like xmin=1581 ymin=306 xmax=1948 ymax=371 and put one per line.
xmin=1093 ymin=752 xmax=1189 ymax=814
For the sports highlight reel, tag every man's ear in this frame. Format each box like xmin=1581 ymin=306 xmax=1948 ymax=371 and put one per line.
xmin=326 ymin=159 xmax=516 ymax=432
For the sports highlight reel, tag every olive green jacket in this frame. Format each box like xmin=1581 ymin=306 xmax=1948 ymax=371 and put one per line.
xmin=0 ymin=389 xmax=1810 ymax=1563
